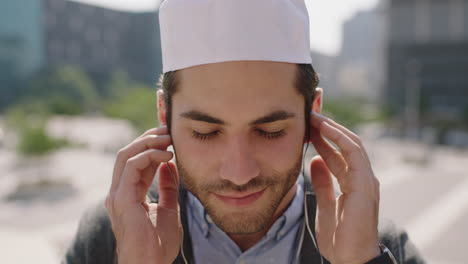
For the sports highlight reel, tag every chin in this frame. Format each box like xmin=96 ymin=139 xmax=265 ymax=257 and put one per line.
xmin=210 ymin=208 xmax=272 ymax=234
xmin=202 ymin=189 xmax=282 ymax=234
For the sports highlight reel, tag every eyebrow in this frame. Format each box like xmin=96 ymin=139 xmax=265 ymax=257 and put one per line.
xmin=180 ymin=110 xmax=225 ymax=124
xmin=180 ymin=110 xmax=295 ymax=125
xmin=250 ymin=110 xmax=296 ymax=125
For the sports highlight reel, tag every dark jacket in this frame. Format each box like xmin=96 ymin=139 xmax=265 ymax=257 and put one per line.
xmin=62 ymin=182 xmax=425 ymax=264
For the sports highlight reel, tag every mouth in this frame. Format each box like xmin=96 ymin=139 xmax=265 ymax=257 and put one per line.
xmin=213 ymin=188 xmax=266 ymax=207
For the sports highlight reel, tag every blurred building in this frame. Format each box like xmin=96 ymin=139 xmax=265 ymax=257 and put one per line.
xmin=0 ymin=0 xmax=45 ymax=106
xmin=0 ymin=0 xmax=162 ymax=97
xmin=45 ymin=0 xmax=162 ymax=85
xmin=310 ymin=51 xmax=337 ymax=98
xmin=385 ymin=0 xmax=468 ymax=137
xmin=0 ymin=1 xmax=44 ymax=77
xmin=336 ymin=4 xmax=387 ymax=100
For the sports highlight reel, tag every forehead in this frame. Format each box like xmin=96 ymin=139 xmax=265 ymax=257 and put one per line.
xmin=178 ymin=60 xmax=296 ymax=90
xmin=173 ymin=61 xmax=302 ymax=118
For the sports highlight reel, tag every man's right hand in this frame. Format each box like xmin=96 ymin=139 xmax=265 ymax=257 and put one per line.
xmin=105 ymin=126 xmax=182 ymax=264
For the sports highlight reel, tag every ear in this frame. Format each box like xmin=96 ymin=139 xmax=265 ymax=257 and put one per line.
xmin=312 ymin=87 xmax=323 ymax=114
xmin=157 ymin=90 xmax=167 ymax=126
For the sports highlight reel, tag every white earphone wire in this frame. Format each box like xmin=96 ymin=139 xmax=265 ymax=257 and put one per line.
xmin=304 ymin=192 xmax=324 ymax=264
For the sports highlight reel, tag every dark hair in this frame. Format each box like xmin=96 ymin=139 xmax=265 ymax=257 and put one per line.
xmin=157 ymin=63 xmax=319 ymax=142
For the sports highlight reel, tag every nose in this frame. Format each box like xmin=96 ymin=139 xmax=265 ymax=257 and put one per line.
xmin=219 ymin=134 xmax=260 ymax=186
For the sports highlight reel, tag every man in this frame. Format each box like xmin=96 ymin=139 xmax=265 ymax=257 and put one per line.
xmin=63 ymin=0 xmax=425 ymax=263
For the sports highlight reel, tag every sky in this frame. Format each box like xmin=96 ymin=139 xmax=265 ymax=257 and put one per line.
xmin=71 ymin=0 xmax=379 ymax=56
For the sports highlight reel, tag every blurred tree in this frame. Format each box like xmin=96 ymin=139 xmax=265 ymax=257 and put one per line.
xmin=463 ymin=107 xmax=468 ymax=128
xmin=0 ymin=75 xmax=21 ymax=112
xmin=17 ymin=125 xmax=70 ymax=156
xmin=323 ymin=98 xmax=384 ymax=130
xmin=104 ymin=70 xmax=133 ymax=99
xmin=4 ymin=105 xmax=70 ymax=156
xmin=26 ymin=65 xmax=98 ymax=115
xmin=4 ymin=101 xmax=50 ymax=130
xmin=102 ymin=84 xmax=158 ymax=132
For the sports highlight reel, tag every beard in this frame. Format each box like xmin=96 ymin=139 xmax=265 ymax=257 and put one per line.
xmin=175 ymin=155 xmax=303 ymax=235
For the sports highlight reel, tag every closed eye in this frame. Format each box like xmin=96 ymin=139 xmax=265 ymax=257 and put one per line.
xmin=256 ymin=129 xmax=285 ymax=140
xmin=191 ymin=130 xmax=220 ymax=141
xmin=191 ymin=129 xmax=286 ymax=141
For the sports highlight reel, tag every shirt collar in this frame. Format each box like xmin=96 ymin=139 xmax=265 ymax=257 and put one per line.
xmin=187 ymin=173 xmax=305 ymax=240
xmin=186 ymin=190 xmax=210 ymax=236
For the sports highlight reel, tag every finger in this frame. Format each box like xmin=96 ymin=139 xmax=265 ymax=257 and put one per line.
xmin=319 ymin=121 xmax=367 ymax=175
xmin=311 ymin=112 xmax=370 ymax=164
xmin=137 ymin=126 xmax=168 ymax=139
xmin=119 ymin=149 xmax=173 ymax=203
xmin=310 ymin=156 xmax=337 ymax=253
xmin=311 ymin=113 xmax=376 ymax=195
xmin=309 ymin=127 xmax=348 ymax=178
xmin=111 ymin=135 xmax=172 ymax=193
xmin=138 ymin=164 xmax=159 ymax=199
xmin=310 ymin=156 xmax=336 ymax=209
xmin=157 ymin=162 xmax=179 ymax=212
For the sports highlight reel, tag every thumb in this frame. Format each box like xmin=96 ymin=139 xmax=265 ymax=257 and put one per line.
xmin=310 ymin=155 xmax=336 ymax=255
xmin=310 ymin=156 xmax=335 ymax=210
xmin=158 ymin=161 xmax=180 ymax=211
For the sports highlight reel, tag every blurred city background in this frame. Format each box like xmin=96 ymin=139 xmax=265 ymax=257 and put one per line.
xmin=0 ymin=0 xmax=467 ymax=263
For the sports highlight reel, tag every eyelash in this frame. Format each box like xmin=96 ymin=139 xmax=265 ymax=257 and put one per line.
xmin=257 ymin=129 xmax=285 ymax=140
xmin=191 ymin=130 xmax=220 ymax=141
xmin=191 ymin=129 xmax=286 ymax=141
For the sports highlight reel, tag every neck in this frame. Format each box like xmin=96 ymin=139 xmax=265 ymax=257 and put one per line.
xmin=228 ymin=183 xmax=298 ymax=251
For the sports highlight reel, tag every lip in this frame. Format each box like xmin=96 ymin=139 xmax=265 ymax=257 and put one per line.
xmin=213 ymin=188 xmax=266 ymax=207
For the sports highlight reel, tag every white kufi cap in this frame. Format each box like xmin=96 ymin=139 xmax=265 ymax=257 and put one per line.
xmin=159 ymin=0 xmax=312 ymax=73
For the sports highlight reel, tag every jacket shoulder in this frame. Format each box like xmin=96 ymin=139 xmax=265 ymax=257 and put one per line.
xmin=61 ymin=200 xmax=117 ymax=264
xmin=378 ymin=218 xmax=426 ymax=264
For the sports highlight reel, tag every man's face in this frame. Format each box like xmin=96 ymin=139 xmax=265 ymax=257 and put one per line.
xmin=170 ymin=61 xmax=306 ymax=234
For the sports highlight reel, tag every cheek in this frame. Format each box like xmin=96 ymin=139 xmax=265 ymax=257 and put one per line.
xmin=171 ymin=126 xmax=220 ymax=173
xmin=253 ymin=129 xmax=304 ymax=172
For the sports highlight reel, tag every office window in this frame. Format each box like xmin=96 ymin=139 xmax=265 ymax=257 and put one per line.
xmin=79 ymin=5 xmax=95 ymax=16
xmin=69 ymin=16 xmax=84 ymax=32
xmin=85 ymin=28 xmax=100 ymax=42
xmin=103 ymin=30 xmax=119 ymax=43
xmin=47 ymin=14 xmax=57 ymax=27
xmin=465 ymin=0 xmax=468 ymax=38
xmin=391 ymin=4 xmax=415 ymax=43
xmin=91 ymin=47 xmax=108 ymax=62
xmin=430 ymin=1 xmax=450 ymax=41
xmin=49 ymin=39 xmax=64 ymax=57
xmin=49 ymin=0 xmax=65 ymax=11
xmin=67 ymin=43 xmax=81 ymax=58
xmin=104 ymin=10 xmax=117 ymax=21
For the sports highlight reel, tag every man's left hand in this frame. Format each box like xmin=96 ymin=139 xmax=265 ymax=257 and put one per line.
xmin=309 ymin=112 xmax=381 ymax=264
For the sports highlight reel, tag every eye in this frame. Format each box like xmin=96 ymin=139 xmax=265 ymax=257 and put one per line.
xmin=256 ymin=129 xmax=285 ymax=140
xmin=191 ymin=130 xmax=220 ymax=141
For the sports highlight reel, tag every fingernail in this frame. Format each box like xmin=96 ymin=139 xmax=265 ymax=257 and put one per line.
xmin=311 ymin=111 xmax=324 ymax=119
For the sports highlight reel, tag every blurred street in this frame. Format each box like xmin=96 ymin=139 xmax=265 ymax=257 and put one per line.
xmin=0 ymin=118 xmax=466 ymax=263
xmin=370 ymin=139 xmax=468 ymax=264
xmin=306 ymin=125 xmax=468 ymax=264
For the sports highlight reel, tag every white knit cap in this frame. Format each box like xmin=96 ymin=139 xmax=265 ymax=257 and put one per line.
xmin=159 ymin=0 xmax=312 ymax=73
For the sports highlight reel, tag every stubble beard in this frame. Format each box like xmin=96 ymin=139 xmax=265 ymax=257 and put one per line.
xmin=176 ymin=155 xmax=302 ymax=235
